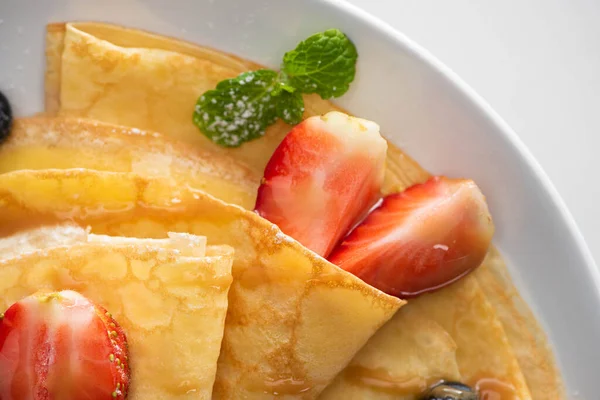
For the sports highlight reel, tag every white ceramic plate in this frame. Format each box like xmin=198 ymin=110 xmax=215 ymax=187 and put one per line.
xmin=1 ymin=0 xmax=598 ymax=397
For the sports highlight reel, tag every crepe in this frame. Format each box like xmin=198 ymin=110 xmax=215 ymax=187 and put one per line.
xmin=0 ymin=228 xmax=234 ymax=399
xmin=0 ymin=117 xmax=259 ymax=209
xmin=46 ymin=22 xmax=263 ymax=172
xmin=0 ymin=169 xmax=403 ymax=399
xmin=320 ymin=271 xmax=534 ymax=400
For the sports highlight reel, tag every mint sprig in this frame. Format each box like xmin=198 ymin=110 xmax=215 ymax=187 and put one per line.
xmin=193 ymin=29 xmax=357 ymax=148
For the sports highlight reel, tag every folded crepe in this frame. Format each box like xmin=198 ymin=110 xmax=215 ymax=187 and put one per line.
xmin=320 ymin=271 xmax=540 ymax=400
xmin=0 ymin=169 xmax=402 ymax=399
xmin=0 ymin=227 xmax=234 ymax=399
xmin=0 ymin=117 xmax=259 ymax=209
xmin=321 ymin=218 xmax=562 ymax=397
xmin=44 ymin=22 xmax=563 ymax=398
xmin=46 ymin=21 xmax=268 ymax=173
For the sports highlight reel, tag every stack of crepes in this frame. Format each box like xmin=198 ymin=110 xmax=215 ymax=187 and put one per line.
xmin=0 ymin=22 xmax=564 ymax=399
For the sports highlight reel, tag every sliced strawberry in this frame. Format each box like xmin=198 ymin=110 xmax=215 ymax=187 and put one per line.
xmin=328 ymin=176 xmax=494 ymax=297
xmin=255 ymin=111 xmax=387 ymax=257
xmin=0 ymin=290 xmax=129 ymax=399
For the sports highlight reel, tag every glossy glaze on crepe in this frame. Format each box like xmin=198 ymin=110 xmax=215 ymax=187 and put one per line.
xmin=1 ymin=117 xmax=259 ymax=209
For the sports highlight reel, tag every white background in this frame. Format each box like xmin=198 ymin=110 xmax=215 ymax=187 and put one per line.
xmin=345 ymin=0 xmax=600 ymax=265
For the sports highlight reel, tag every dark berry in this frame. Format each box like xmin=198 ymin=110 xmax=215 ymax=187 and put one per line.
xmin=0 ymin=90 xmax=13 ymax=143
xmin=421 ymin=380 xmax=478 ymax=400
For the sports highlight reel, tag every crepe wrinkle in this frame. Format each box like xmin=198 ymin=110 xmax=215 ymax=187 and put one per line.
xmin=0 ymin=117 xmax=260 ymax=209
xmin=43 ymin=22 xmax=563 ymax=398
xmin=0 ymin=169 xmax=403 ymax=399
xmin=0 ymin=229 xmax=234 ymax=400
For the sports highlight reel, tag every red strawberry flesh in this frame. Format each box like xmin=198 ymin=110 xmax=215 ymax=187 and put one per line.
xmin=255 ymin=111 xmax=387 ymax=257
xmin=328 ymin=176 xmax=494 ymax=297
xmin=0 ymin=290 xmax=129 ymax=399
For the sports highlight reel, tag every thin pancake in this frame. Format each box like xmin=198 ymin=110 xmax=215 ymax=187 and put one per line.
xmin=47 ymin=22 xmax=265 ymax=171
xmin=0 ymin=229 xmax=233 ymax=400
xmin=321 ymin=270 xmax=532 ymax=399
xmin=0 ymin=117 xmax=259 ymax=209
xmin=407 ymin=274 xmax=531 ymax=399
xmin=0 ymin=169 xmax=403 ymax=399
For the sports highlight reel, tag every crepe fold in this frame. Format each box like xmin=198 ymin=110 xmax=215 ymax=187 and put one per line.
xmin=0 ymin=117 xmax=259 ymax=209
xmin=0 ymin=227 xmax=233 ymax=399
xmin=43 ymin=22 xmax=564 ymax=398
xmin=0 ymin=169 xmax=403 ymax=399
xmin=319 ymin=305 xmax=461 ymax=400
xmin=321 ymin=272 xmax=536 ymax=399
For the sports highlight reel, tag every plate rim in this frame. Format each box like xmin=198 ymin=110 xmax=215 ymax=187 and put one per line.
xmin=322 ymin=0 xmax=599 ymax=281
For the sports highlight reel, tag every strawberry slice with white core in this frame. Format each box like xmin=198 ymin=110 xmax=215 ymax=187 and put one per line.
xmin=0 ymin=290 xmax=130 ymax=399
xmin=328 ymin=176 xmax=494 ymax=297
xmin=255 ymin=111 xmax=387 ymax=257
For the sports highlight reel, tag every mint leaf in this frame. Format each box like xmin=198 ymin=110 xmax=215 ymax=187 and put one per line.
xmin=282 ymin=29 xmax=358 ymax=99
xmin=193 ymin=70 xmax=280 ymax=147
xmin=193 ymin=29 xmax=359 ymax=147
xmin=276 ymin=90 xmax=304 ymax=125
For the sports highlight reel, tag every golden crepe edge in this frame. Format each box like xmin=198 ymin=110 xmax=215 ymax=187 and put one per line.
xmin=44 ymin=22 xmax=263 ymax=114
xmin=1 ymin=116 xmax=260 ymax=209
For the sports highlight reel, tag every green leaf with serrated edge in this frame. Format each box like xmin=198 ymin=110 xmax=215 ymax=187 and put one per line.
xmin=276 ymin=90 xmax=304 ymax=125
xmin=281 ymin=29 xmax=358 ymax=99
xmin=193 ymin=29 xmax=359 ymax=146
xmin=193 ymin=70 xmax=280 ymax=147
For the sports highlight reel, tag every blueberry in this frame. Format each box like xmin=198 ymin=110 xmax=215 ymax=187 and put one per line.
xmin=0 ymin=90 xmax=13 ymax=143
xmin=421 ymin=381 xmax=478 ymax=400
